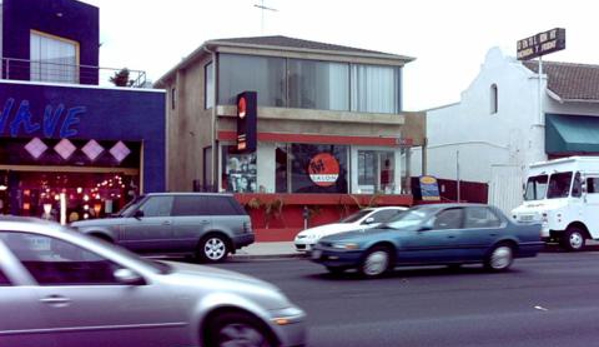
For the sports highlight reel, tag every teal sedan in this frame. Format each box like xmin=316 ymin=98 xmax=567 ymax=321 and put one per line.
xmin=311 ymin=204 xmax=543 ymax=278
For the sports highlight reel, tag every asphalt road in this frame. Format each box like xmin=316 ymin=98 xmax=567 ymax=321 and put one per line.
xmin=213 ymin=250 xmax=599 ymax=347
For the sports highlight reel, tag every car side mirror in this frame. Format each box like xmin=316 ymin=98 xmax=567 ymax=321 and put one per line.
xmin=133 ymin=210 xmax=144 ymax=220
xmin=114 ymin=268 xmax=145 ymax=285
xmin=418 ymin=220 xmax=435 ymax=232
xmin=363 ymin=217 xmax=375 ymax=225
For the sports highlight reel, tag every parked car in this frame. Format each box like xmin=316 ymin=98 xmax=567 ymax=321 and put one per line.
xmin=294 ymin=206 xmax=407 ymax=252
xmin=311 ymin=203 xmax=544 ymax=278
xmin=71 ymin=193 xmax=254 ymax=263
xmin=0 ymin=216 xmax=306 ymax=347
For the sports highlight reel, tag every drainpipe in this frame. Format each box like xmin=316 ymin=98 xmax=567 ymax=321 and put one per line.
xmin=203 ymin=45 xmax=217 ymax=191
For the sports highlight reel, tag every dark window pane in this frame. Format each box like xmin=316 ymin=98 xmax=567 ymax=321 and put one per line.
xmin=288 ymin=59 xmax=349 ymax=111
xmin=208 ymin=197 xmax=239 ymax=215
xmin=1 ymin=232 xmax=120 ymax=286
xmin=139 ymin=196 xmax=173 ymax=217
xmin=218 ymin=54 xmax=286 ymax=107
xmin=464 ymin=207 xmax=501 ymax=228
xmin=291 ymin=144 xmax=348 ymax=193
xmin=172 ymin=196 xmax=211 ymax=216
xmin=276 ymin=144 xmax=288 ymax=193
xmin=433 ymin=209 xmax=463 ymax=230
xmin=547 ymin=172 xmax=573 ymax=199
xmin=369 ymin=210 xmax=400 ymax=223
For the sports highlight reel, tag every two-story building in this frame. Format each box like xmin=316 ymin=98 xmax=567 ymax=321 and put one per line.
xmin=155 ymin=36 xmax=426 ymax=240
xmin=0 ymin=0 xmax=166 ymax=221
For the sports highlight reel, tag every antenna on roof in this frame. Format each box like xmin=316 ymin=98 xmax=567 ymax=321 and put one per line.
xmin=254 ymin=0 xmax=278 ymax=35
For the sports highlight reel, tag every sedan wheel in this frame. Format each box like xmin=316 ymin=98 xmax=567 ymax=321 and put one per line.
xmin=360 ymin=247 xmax=392 ymax=278
xmin=484 ymin=244 xmax=513 ymax=271
xmin=198 ymin=235 xmax=229 ymax=263
xmin=206 ymin=312 xmax=274 ymax=347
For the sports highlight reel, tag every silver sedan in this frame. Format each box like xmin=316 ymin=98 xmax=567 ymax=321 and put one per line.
xmin=0 ymin=216 xmax=306 ymax=347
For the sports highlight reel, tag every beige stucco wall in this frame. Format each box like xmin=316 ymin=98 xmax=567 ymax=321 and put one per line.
xmin=216 ymin=106 xmax=408 ymax=138
xmin=162 ymin=55 xmax=213 ymax=191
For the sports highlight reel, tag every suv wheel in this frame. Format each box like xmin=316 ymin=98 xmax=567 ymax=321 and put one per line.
xmin=198 ymin=235 xmax=229 ymax=263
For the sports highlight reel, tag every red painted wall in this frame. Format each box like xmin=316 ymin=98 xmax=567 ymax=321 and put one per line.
xmin=235 ymin=193 xmax=413 ymax=242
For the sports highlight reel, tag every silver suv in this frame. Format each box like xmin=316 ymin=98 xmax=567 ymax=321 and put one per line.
xmin=71 ymin=193 xmax=254 ymax=262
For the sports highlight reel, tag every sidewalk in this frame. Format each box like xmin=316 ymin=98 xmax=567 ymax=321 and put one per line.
xmin=233 ymin=241 xmax=307 ymax=260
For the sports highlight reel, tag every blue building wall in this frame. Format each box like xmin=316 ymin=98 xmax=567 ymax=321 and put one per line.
xmin=0 ymin=81 xmax=166 ymax=192
xmin=2 ymin=0 xmax=99 ymax=84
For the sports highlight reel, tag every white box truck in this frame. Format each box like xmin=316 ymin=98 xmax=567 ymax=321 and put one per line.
xmin=511 ymin=156 xmax=599 ymax=251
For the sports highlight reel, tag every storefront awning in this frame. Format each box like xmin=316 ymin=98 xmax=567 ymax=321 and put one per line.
xmin=546 ymin=114 xmax=599 ymax=154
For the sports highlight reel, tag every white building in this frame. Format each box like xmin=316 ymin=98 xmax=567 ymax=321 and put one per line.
xmin=414 ymin=47 xmax=599 ymax=212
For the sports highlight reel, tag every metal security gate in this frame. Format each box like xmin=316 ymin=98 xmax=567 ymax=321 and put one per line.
xmin=489 ymin=165 xmax=523 ymax=214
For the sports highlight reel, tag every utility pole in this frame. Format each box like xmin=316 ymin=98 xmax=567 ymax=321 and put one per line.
xmin=254 ymin=0 xmax=278 ymax=34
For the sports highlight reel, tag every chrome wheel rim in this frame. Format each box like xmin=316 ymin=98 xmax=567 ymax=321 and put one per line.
xmin=204 ymin=238 xmax=226 ymax=260
xmin=363 ymin=251 xmax=389 ymax=276
xmin=219 ymin=323 xmax=268 ymax=347
xmin=490 ymin=246 xmax=512 ymax=270
xmin=570 ymin=232 xmax=584 ymax=249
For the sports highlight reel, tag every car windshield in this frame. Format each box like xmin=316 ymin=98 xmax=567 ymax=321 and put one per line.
xmin=382 ymin=208 xmax=438 ymax=230
xmin=116 ymin=195 xmax=145 ymax=217
xmin=547 ymin=172 xmax=573 ymax=199
xmin=523 ymin=175 xmax=548 ymax=201
xmin=340 ymin=209 xmax=372 ymax=223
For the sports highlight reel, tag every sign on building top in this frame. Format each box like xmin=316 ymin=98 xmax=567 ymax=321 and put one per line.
xmin=517 ymin=28 xmax=566 ymax=61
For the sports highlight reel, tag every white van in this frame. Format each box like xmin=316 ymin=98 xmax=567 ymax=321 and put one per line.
xmin=511 ymin=156 xmax=599 ymax=251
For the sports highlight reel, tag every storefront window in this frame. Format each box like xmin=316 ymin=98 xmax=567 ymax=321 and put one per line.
xmin=357 ymin=150 xmax=395 ymax=194
xmin=288 ymin=59 xmax=349 ymax=111
xmin=275 ymin=143 xmax=289 ymax=193
xmin=218 ymin=54 xmax=286 ymax=107
xmin=222 ymin=146 xmax=257 ymax=193
xmin=290 ymin=144 xmax=348 ymax=193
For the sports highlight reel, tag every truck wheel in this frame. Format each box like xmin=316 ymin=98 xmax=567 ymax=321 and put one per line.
xmin=198 ymin=235 xmax=229 ymax=263
xmin=562 ymin=227 xmax=586 ymax=252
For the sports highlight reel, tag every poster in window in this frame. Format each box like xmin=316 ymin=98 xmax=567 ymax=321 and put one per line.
xmin=224 ymin=151 xmax=257 ymax=193
xmin=419 ymin=175 xmax=441 ymax=201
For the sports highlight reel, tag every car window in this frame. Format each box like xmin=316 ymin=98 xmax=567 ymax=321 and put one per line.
xmin=0 ymin=232 xmax=123 ymax=286
xmin=0 ymin=268 xmax=10 ymax=286
xmin=172 ymin=196 xmax=211 ymax=216
xmin=208 ymin=197 xmax=241 ymax=215
xmin=432 ymin=208 xmax=463 ymax=230
xmin=340 ymin=210 xmax=372 ymax=223
xmin=464 ymin=207 xmax=501 ymax=229
xmin=139 ymin=196 xmax=174 ymax=217
xmin=368 ymin=210 xmax=402 ymax=224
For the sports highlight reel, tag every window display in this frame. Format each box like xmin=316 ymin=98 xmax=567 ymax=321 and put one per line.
xmin=222 ymin=146 xmax=257 ymax=193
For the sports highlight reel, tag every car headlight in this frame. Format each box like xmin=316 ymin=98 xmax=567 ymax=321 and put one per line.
xmin=332 ymin=243 xmax=360 ymax=250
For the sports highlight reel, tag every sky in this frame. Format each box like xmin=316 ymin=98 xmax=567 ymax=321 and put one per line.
xmin=80 ymin=0 xmax=597 ymax=111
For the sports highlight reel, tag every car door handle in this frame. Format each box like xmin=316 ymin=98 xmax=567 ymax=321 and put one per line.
xmin=448 ymin=235 xmax=456 ymax=239
xmin=162 ymin=221 xmax=172 ymax=225
xmin=40 ymin=295 xmax=71 ymax=307
xmin=489 ymin=233 xmax=497 ymax=237
xmin=201 ymin=220 xmax=210 ymax=224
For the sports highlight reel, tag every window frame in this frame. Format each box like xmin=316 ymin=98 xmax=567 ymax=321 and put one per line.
xmin=204 ymin=61 xmax=214 ymax=109
xmin=490 ymin=83 xmax=498 ymax=114
xmin=30 ymin=29 xmax=80 ymax=84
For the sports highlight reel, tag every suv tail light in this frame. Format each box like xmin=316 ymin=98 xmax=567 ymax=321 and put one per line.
xmin=244 ymin=221 xmax=252 ymax=233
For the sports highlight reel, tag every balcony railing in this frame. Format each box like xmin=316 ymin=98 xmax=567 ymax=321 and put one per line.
xmin=1 ymin=57 xmax=148 ymax=88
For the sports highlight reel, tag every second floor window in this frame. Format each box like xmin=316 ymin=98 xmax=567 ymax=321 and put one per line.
xmin=30 ymin=30 xmax=79 ymax=84
xmin=217 ymin=54 xmax=402 ymax=114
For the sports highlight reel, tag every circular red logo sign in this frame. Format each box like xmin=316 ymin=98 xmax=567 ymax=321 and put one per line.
xmin=308 ymin=153 xmax=340 ymax=187
xmin=238 ymin=97 xmax=247 ymax=119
